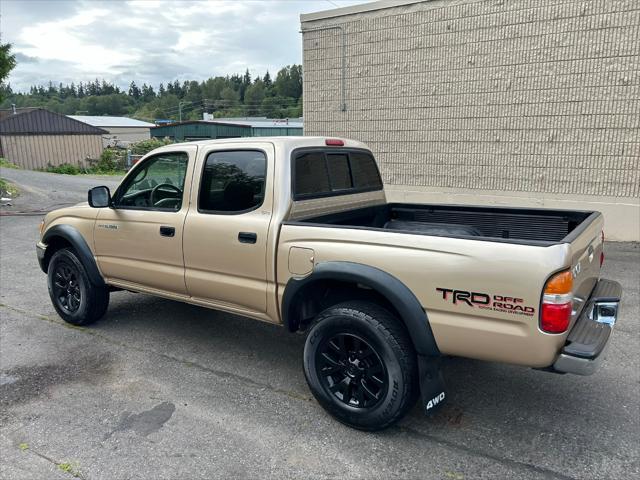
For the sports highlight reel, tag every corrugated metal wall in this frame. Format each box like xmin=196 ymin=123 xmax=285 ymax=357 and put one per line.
xmin=151 ymin=123 xmax=249 ymax=141
xmin=0 ymin=135 xmax=103 ymax=170
xmin=251 ymin=127 xmax=304 ymax=136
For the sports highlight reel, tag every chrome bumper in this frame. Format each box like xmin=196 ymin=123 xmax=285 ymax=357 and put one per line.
xmin=553 ymin=279 xmax=622 ymax=376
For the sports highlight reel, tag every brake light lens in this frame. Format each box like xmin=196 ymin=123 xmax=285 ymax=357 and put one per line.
xmin=325 ymin=138 xmax=344 ymax=146
xmin=600 ymin=230 xmax=605 ymax=267
xmin=540 ymin=270 xmax=573 ymax=334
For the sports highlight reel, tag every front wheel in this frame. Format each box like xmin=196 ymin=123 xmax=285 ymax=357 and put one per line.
xmin=303 ymin=301 xmax=418 ymax=431
xmin=47 ymin=248 xmax=109 ymax=325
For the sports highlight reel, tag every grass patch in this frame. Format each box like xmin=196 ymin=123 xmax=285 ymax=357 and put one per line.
xmin=43 ymin=163 xmax=82 ymax=175
xmin=57 ymin=461 xmax=82 ymax=478
xmin=0 ymin=157 xmax=20 ymax=169
xmin=0 ymin=178 xmax=18 ymax=197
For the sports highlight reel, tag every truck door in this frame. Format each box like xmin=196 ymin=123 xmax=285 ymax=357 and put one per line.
xmin=94 ymin=146 xmax=197 ymax=295
xmin=183 ymin=143 xmax=274 ymax=314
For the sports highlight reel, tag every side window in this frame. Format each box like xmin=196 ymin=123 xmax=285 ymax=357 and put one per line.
xmin=199 ymin=150 xmax=267 ymax=213
xmin=114 ymin=152 xmax=188 ymax=211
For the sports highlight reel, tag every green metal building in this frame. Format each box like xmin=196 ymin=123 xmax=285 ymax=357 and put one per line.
xmin=151 ymin=119 xmax=303 ymax=142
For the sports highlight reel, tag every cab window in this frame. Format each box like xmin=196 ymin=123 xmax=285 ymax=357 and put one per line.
xmin=114 ymin=152 xmax=188 ymax=211
xmin=198 ymin=150 xmax=267 ymax=214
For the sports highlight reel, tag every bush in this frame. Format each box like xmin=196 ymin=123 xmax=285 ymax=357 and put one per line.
xmin=0 ymin=157 xmax=20 ymax=169
xmin=45 ymin=163 xmax=81 ymax=175
xmin=129 ymin=137 xmax=174 ymax=156
xmin=88 ymin=148 xmax=126 ymax=174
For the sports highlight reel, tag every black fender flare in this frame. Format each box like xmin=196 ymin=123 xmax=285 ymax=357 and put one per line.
xmin=282 ymin=261 xmax=440 ymax=357
xmin=42 ymin=224 xmax=106 ymax=287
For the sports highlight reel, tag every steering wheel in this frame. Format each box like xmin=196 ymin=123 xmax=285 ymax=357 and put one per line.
xmin=150 ymin=183 xmax=182 ymax=207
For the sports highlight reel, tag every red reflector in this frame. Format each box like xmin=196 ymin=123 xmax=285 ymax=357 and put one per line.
xmin=325 ymin=138 xmax=344 ymax=146
xmin=541 ymin=303 xmax=572 ymax=333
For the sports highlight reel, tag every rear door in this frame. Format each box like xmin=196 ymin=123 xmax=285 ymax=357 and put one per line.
xmin=94 ymin=146 xmax=197 ymax=295
xmin=183 ymin=143 xmax=274 ymax=313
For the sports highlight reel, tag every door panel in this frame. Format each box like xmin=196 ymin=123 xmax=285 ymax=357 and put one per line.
xmin=183 ymin=144 xmax=274 ymax=313
xmin=94 ymin=146 xmax=197 ymax=294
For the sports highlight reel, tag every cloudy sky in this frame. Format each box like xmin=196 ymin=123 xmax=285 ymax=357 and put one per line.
xmin=1 ymin=0 xmax=368 ymax=92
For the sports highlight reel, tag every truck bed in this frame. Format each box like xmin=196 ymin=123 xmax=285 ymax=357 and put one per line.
xmin=290 ymin=203 xmax=599 ymax=245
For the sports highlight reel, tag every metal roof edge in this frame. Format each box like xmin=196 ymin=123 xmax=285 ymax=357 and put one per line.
xmin=300 ymin=0 xmax=427 ymax=23
xmin=151 ymin=120 xmax=252 ymax=129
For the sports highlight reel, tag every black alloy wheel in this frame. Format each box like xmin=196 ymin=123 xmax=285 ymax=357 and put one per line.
xmin=303 ymin=301 xmax=419 ymax=430
xmin=47 ymin=248 xmax=110 ymax=325
xmin=52 ymin=260 xmax=82 ymax=313
xmin=316 ymin=333 xmax=387 ymax=409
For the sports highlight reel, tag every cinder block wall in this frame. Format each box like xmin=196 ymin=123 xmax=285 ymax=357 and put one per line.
xmin=301 ymin=0 xmax=639 ymax=241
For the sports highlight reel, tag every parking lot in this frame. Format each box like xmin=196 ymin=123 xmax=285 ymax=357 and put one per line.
xmin=1 ymin=169 xmax=638 ymax=479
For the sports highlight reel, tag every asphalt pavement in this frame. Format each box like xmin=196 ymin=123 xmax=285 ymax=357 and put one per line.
xmin=1 ymin=168 xmax=638 ymax=479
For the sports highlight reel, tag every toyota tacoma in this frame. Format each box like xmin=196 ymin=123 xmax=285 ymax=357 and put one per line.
xmin=37 ymin=137 xmax=622 ymax=430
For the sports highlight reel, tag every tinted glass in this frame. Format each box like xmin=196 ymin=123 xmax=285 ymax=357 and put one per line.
xmin=326 ymin=153 xmax=352 ymax=190
xmin=115 ymin=152 xmax=188 ymax=210
xmin=350 ymin=152 xmax=382 ymax=189
xmin=294 ymin=152 xmax=330 ymax=196
xmin=199 ymin=150 xmax=266 ymax=213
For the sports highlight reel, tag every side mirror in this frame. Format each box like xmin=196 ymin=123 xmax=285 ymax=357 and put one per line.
xmin=88 ymin=186 xmax=112 ymax=208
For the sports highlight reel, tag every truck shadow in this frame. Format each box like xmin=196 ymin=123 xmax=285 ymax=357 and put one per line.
xmin=102 ymin=291 xmax=623 ymax=443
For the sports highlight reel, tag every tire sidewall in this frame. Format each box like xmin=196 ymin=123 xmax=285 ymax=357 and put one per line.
xmin=304 ymin=310 xmax=407 ymax=430
xmin=47 ymin=249 xmax=91 ymax=325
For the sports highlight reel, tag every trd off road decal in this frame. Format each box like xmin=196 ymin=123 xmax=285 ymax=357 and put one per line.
xmin=436 ymin=288 xmax=535 ymax=317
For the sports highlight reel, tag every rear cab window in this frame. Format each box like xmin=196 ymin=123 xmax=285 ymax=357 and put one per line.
xmin=293 ymin=149 xmax=382 ymax=200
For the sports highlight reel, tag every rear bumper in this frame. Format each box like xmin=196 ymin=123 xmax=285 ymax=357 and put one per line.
xmin=552 ymin=279 xmax=622 ymax=375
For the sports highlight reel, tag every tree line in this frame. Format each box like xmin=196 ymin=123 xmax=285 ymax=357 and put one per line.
xmin=0 ymin=65 xmax=303 ymax=121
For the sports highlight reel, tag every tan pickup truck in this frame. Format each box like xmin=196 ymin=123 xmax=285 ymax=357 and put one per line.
xmin=37 ymin=137 xmax=622 ymax=430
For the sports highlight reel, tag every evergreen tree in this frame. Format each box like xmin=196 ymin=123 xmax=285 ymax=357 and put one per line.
xmin=128 ymin=81 xmax=141 ymax=99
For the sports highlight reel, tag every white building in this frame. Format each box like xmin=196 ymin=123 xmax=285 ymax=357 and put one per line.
xmin=68 ymin=116 xmax=155 ymax=147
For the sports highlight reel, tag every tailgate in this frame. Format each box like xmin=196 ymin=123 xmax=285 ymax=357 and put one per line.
xmin=566 ymin=212 xmax=604 ymax=321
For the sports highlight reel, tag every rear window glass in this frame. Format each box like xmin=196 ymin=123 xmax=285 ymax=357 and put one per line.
xmin=294 ymin=152 xmax=330 ymax=196
xmin=350 ymin=152 xmax=382 ymax=189
xmin=326 ymin=154 xmax=352 ymax=190
xmin=293 ymin=150 xmax=382 ymax=199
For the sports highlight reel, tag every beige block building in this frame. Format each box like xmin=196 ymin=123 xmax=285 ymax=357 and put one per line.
xmin=301 ymin=0 xmax=639 ymax=241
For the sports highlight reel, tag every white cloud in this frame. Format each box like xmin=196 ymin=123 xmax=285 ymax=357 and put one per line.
xmin=2 ymin=0 xmax=371 ymax=91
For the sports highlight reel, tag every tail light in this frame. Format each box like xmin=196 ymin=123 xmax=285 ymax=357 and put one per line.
xmin=540 ymin=270 xmax=573 ymax=333
xmin=600 ymin=230 xmax=605 ymax=267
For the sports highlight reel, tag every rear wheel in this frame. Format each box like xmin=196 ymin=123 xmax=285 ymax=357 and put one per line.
xmin=303 ymin=301 xmax=418 ymax=430
xmin=47 ymin=248 xmax=109 ymax=325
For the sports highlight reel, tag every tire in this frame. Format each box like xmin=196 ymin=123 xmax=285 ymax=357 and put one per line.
xmin=303 ymin=301 xmax=418 ymax=431
xmin=47 ymin=248 xmax=109 ymax=325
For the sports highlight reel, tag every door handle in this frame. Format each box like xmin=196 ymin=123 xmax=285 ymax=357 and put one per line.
xmin=238 ymin=232 xmax=257 ymax=244
xmin=160 ymin=226 xmax=175 ymax=237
